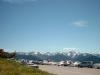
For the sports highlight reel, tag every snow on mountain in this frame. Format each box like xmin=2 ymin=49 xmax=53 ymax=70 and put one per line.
xmin=16 ymin=50 xmax=100 ymax=63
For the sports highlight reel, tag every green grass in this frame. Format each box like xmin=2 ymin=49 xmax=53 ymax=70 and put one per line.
xmin=0 ymin=58 xmax=55 ymax=75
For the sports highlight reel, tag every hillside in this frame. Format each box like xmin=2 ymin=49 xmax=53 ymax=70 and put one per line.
xmin=0 ymin=58 xmax=55 ymax=75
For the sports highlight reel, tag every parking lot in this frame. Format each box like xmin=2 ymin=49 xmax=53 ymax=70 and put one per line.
xmin=39 ymin=65 xmax=100 ymax=75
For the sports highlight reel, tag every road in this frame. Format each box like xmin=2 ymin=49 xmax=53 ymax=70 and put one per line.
xmin=39 ymin=65 xmax=100 ymax=75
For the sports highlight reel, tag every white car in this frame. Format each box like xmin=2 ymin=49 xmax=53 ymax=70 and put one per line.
xmin=58 ymin=61 xmax=64 ymax=66
xmin=27 ymin=62 xmax=39 ymax=68
xmin=27 ymin=64 xmax=39 ymax=68
xmin=73 ymin=61 xmax=81 ymax=67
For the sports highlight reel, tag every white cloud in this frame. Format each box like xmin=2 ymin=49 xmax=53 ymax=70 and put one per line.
xmin=2 ymin=0 xmax=37 ymax=3
xmin=73 ymin=20 xmax=88 ymax=27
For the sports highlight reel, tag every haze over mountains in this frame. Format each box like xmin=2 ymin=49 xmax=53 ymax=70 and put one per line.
xmin=16 ymin=50 xmax=100 ymax=63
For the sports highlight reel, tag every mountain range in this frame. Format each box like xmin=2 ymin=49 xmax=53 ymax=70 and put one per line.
xmin=16 ymin=51 xmax=100 ymax=63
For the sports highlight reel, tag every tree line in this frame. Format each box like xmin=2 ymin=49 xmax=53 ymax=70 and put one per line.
xmin=0 ymin=49 xmax=16 ymax=58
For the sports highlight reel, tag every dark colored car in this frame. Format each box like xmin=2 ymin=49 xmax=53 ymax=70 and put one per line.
xmin=78 ymin=61 xmax=93 ymax=68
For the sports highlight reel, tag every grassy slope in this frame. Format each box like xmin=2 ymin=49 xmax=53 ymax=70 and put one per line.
xmin=0 ymin=58 xmax=55 ymax=75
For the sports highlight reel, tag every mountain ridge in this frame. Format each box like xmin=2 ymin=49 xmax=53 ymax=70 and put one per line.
xmin=16 ymin=51 xmax=100 ymax=63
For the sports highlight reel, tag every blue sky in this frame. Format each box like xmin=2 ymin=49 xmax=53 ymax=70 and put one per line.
xmin=0 ymin=0 xmax=100 ymax=53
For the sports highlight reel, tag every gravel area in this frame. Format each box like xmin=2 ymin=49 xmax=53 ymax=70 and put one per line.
xmin=39 ymin=65 xmax=100 ymax=75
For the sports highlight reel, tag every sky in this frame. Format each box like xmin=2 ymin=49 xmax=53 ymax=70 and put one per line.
xmin=0 ymin=0 xmax=100 ymax=53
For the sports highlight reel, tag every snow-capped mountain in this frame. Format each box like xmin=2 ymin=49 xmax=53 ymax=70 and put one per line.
xmin=16 ymin=50 xmax=100 ymax=63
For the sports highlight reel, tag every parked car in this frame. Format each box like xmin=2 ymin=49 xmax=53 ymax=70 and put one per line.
xmin=78 ymin=61 xmax=93 ymax=68
xmin=58 ymin=61 xmax=64 ymax=66
xmin=63 ymin=60 xmax=72 ymax=66
xmin=73 ymin=61 xmax=81 ymax=67
xmin=27 ymin=63 xmax=39 ymax=68
xmin=93 ymin=63 xmax=100 ymax=69
xmin=58 ymin=60 xmax=72 ymax=66
xmin=27 ymin=62 xmax=39 ymax=68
